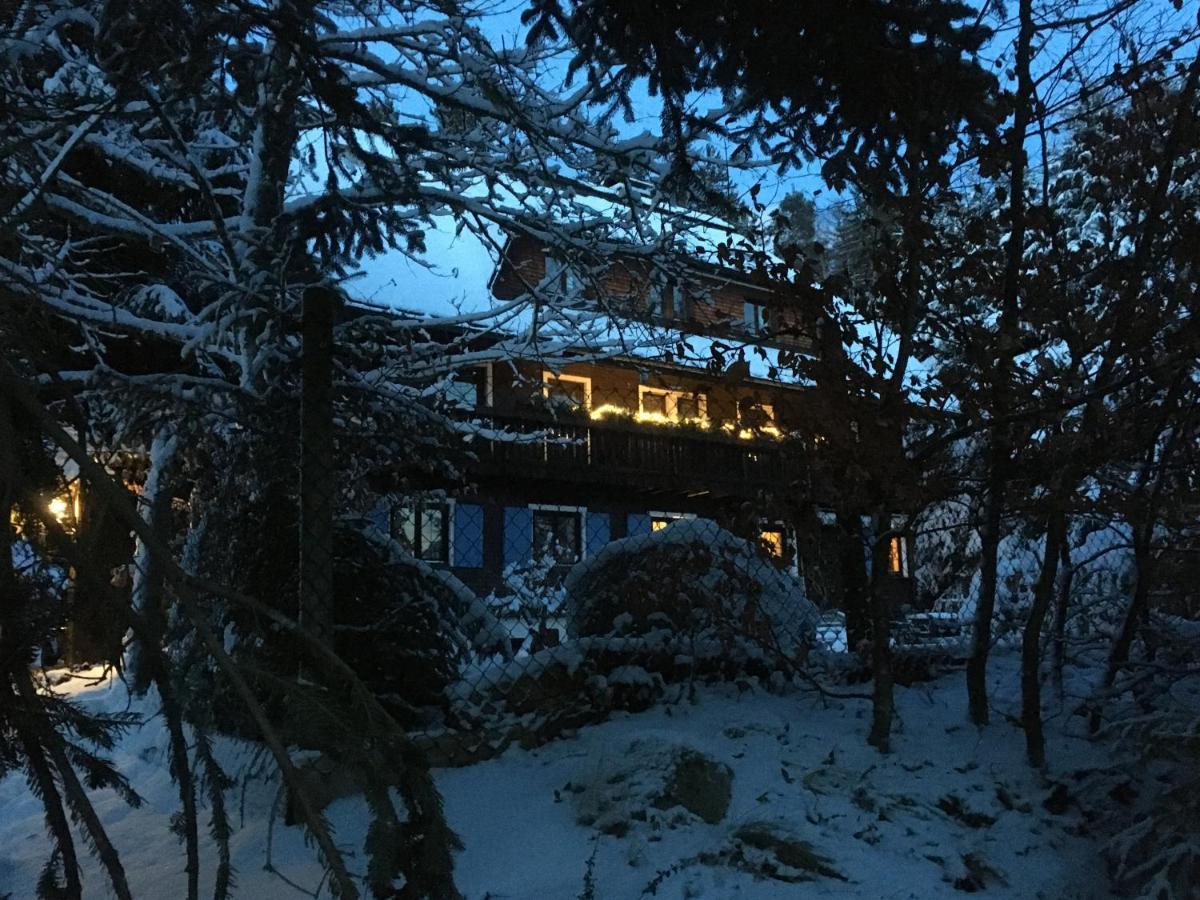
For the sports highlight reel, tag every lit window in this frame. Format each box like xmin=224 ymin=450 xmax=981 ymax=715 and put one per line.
xmin=650 ymin=511 xmax=695 ymax=532
xmin=760 ymin=528 xmax=786 ymax=559
xmin=888 ymin=535 xmax=909 ymax=577
xmin=638 ymin=386 xmax=708 ymax=424
xmin=532 ymin=506 xmax=583 ymax=563
xmin=543 ymin=372 xmax=591 ymax=411
xmin=738 ymin=399 xmax=777 ymax=432
xmin=392 ymin=500 xmax=450 ymax=563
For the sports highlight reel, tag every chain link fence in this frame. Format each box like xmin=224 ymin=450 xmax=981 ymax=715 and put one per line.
xmin=7 ymin=322 xmax=1181 ymax=772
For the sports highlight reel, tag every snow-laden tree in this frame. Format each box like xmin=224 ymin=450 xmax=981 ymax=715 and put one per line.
xmin=0 ymin=1 xmax=713 ymax=897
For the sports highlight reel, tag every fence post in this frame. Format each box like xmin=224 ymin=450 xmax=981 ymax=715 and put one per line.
xmin=299 ymin=286 xmax=336 ymax=652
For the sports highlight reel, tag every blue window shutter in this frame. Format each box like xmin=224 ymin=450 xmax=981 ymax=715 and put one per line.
xmin=626 ymin=513 xmax=651 ymax=538
xmin=367 ymin=500 xmax=391 ymax=536
xmin=503 ymin=507 xmax=533 ymax=566
xmin=585 ymin=512 xmax=610 ymax=556
xmin=453 ymin=503 xmax=484 ymax=567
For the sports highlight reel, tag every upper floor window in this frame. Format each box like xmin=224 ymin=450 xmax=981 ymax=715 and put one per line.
xmin=649 ymin=278 xmax=686 ymax=322
xmin=743 ymin=300 xmax=770 ymax=334
xmin=738 ymin=399 xmax=777 ymax=432
xmin=638 ymin=386 xmax=707 ymax=424
xmin=546 ymin=254 xmax=584 ymax=301
xmin=392 ymin=499 xmax=450 ymax=563
xmin=532 ymin=505 xmax=584 ymax=563
xmin=543 ymin=372 xmax=591 ymax=412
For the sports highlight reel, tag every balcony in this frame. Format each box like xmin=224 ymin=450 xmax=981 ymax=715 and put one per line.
xmin=467 ymin=407 xmax=809 ymax=495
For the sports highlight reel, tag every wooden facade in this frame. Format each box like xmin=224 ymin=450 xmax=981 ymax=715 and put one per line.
xmin=370 ymin=238 xmax=917 ymax=613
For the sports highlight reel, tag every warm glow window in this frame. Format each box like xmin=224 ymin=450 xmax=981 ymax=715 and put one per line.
xmin=638 ymin=386 xmax=707 ymax=424
xmin=888 ymin=535 xmax=909 ymax=577
xmin=760 ymin=528 xmax=786 ymax=559
xmin=392 ymin=500 xmax=450 ymax=563
xmin=650 ymin=511 xmax=695 ymax=532
xmin=738 ymin=399 xmax=777 ymax=433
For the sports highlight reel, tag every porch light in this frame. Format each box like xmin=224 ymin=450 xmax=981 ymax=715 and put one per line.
xmin=48 ymin=497 xmax=69 ymax=522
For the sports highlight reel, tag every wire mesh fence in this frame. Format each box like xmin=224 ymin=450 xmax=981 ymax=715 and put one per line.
xmin=7 ymin=369 xmax=1165 ymax=769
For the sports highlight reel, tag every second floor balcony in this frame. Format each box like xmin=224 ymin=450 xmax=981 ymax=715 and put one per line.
xmin=468 ymin=406 xmax=813 ymax=497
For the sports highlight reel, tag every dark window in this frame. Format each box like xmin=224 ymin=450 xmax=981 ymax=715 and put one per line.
xmin=743 ymin=300 xmax=770 ymax=334
xmin=544 ymin=375 xmax=589 ymax=411
xmin=641 ymin=392 xmax=668 ymax=416
xmin=676 ymin=394 xmax=702 ymax=420
xmin=444 ymin=377 xmax=477 ymax=410
xmin=532 ymin=508 xmax=582 ymax=563
xmin=650 ymin=279 xmax=682 ymax=321
xmin=392 ymin=501 xmax=450 ymax=563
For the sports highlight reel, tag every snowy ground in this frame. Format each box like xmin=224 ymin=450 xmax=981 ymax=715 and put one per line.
xmin=0 ymin=655 xmax=1114 ymax=899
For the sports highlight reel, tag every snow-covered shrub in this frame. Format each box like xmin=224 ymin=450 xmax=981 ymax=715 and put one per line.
xmin=194 ymin=485 xmax=500 ymax=727
xmin=484 ymin=553 xmax=567 ymax=653
xmin=562 ymin=520 xmax=818 ymax=678
xmin=334 ymin=527 xmax=505 ymax=723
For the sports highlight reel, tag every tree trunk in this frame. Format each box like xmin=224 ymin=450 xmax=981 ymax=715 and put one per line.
xmin=1051 ymin=532 xmax=1073 ymax=700
xmin=968 ymin=0 xmax=1034 ymax=727
xmin=127 ymin=427 xmax=178 ymax=691
xmin=838 ymin=510 xmax=871 ymax=653
xmin=867 ymin=515 xmax=894 ymax=752
xmin=299 ymin=286 xmax=336 ymax=652
xmin=1092 ymin=523 xmax=1153 ymax=732
xmin=966 ymin=472 xmax=1004 ymax=725
xmin=1021 ymin=509 xmax=1064 ymax=768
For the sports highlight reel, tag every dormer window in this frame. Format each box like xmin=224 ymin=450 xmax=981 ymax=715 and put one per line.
xmin=743 ymin=300 xmax=769 ymax=334
xmin=649 ymin=278 xmax=685 ymax=322
xmin=546 ymin=253 xmax=584 ymax=301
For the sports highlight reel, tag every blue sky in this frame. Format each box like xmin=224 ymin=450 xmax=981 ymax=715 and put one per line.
xmin=345 ymin=0 xmax=1197 ymax=321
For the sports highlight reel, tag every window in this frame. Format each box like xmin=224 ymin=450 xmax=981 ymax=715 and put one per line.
xmin=548 ymin=254 xmax=584 ymax=300
xmin=392 ymin=500 xmax=450 ymax=563
xmin=760 ymin=528 xmax=786 ymax=559
xmin=743 ymin=300 xmax=769 ymax=334
xmin=649 ymin=511 xmax=696 ymax=532
xmin=443 ymin=375 xmax=478 ymax=410
xmin=638 ymin=386 xmax=708 ymax=424
xmin=888 ymin=535 xmax=909 ymax=577
xmin=543 ymin=372 xmax=591 ymax=411
xmin=737 ymin=399 xmax=777 ymax=432
xmin=649 ymin=278 xmax=684 ymax=321
xmin=532 ymin=505 xmax=584 ymax=563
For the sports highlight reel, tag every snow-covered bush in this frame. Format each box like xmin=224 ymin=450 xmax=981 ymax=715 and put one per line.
xmin=562 ymin=520 xmax=818 ymax=677
xmin=193 ymin=482 xmax=500 ymax=727
xmin=335 ymin=528 xmax=506 ymax=723
xmin=484 ymin=553 xmax=567 ymax=654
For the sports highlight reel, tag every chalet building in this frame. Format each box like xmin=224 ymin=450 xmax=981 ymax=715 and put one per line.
xmin=372 ymin=233 xmax=917 ymax=614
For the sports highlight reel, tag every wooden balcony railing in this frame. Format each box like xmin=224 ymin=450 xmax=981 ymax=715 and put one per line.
xmin=466 ymin=408 xmax=808 ymax=494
